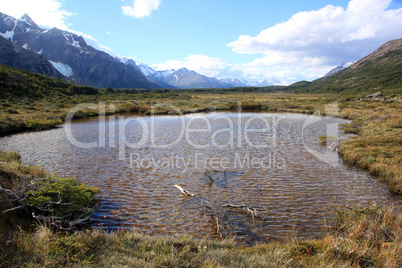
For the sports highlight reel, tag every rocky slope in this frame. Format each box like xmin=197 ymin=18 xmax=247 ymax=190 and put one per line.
xmin=0 ymin=13 xmax=155 ymax=89
xmin=0 ymin=35 xmax=63 ymax=78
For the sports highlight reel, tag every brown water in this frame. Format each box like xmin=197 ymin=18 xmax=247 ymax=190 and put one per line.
xmin=0 ymin=112 xmax=400 ymax=244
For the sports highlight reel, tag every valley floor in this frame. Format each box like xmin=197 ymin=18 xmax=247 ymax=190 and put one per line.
xmin=0 ymin=91 xmax=401 ymax=267
xmin=1 ymin=91 xmax=400 ymax=193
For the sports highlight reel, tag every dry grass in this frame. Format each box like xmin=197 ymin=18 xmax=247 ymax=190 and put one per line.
xmin=1 ymin=204 xmax=400 ymax=267
xmin=0 ymin=91 xmax=401 ymax=267
xmin=338 ymin=102 xmax=402 ymax=193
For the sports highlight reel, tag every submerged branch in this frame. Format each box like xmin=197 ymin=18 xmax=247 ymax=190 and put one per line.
xmin=174 ymin=185 xmax=195 ymax=197
xmin=222 ymin=204 xmax=260 ymax=219
xmin=173 ymin=184 xmax=262 ymax=237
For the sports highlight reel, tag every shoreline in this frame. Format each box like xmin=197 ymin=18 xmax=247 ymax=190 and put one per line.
xmin=1 ymin=94 xmax=399 ymax=194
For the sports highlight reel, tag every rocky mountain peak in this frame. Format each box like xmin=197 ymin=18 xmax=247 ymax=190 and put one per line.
xmin=19 ymin=14 xmax=40 ymax=30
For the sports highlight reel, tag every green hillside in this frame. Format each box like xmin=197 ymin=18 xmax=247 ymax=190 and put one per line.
xmin=290 ymin=38 xmax=402 ymax=96
xmin=0 ymin=64 xmax=101 ymax=99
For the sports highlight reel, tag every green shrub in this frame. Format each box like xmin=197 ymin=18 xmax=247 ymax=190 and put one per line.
xmin=26 ymin=177 xmax=99 ymax=221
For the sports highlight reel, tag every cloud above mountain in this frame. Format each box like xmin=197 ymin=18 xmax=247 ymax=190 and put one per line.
xmin=227 ymin=0 xmax=402 ymax=79
xmin=152 ymin=0 xmax=402 ymax=83
xmin=122 ymin=0 xmax=162 ymax=18
xmin=152 ymin=55 xmax=230 ymax=77
xmin=0 ymin=0 xmax=72 ymax=30
xmin=0 ymin=0 xmax=114 ymax=54
xmin=151 ymin=54 xmax=289 ymax=83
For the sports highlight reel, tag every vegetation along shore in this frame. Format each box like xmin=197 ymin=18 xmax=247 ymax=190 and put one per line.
xmin=0 ymin=37 xmax=401 ymax=267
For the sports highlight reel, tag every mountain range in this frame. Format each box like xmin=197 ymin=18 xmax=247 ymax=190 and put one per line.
xmin=1 ymin=12 xmax=399 ymax=91
xmin=0 ymin=12 xmax=291 ymax=89
xmin=134 ymin=63 xmax=285 ymax=89
xmin=0 ymin=12 xmax=155 ymax=89
xmin=0 ymin=34 xmax=400 ymax=100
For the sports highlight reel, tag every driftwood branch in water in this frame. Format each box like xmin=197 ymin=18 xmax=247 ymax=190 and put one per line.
xmin=222 ymin=204 xmax=259 ymax=218
xmin=174 ymin=185 xmax=195 ymax=197
xmin=173 ymin=184 xmax=263 ymax=237
xmin=204 ymin=170 xmax=214 ymax=183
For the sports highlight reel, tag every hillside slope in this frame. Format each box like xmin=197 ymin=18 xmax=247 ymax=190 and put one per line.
xmin=0 ymin=36 xmax=63 ymax=79
xmin=0 ymin=64 xmax=91 ymax=99
xmin=291 ymin=38 xmax=402 ymax=95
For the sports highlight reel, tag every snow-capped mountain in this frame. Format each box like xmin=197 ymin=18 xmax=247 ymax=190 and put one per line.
xmin=137 ymin=63 xmax=174 ymax=80
xmin=324 ymin=61 xmax=357 ymax=77
xmin=0 ymin=12 xmax=155 ymax=89
xmin=137 ymin=62 xmax=158 ymax=76
xmin=135 ymin=64 xmax=233 ymax=89
xmin=137 ymin=63 xmax=287 ymax=89
xmin=0 ymin=11 xmax=287 ymax=90
xmin=162 ymin=68 xmax=230 ymax=89
xmin=220 ymin=78 xmax=248 ymax=87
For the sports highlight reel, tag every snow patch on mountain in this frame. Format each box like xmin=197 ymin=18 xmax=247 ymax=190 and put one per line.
xmin=138 ymin=63 xmax=155 ymax=76
xmin=138 ymin=63 xmax=174 ymax=80
xmin=1 ymin=30 xmax=14 ymax=40
xmin=325 ymin=61 xmax=357 ymax=77
xmin=342 ymin=61 xmax=356 ymax=68
xmin=49 ymin=60 xmax=74 ymax=78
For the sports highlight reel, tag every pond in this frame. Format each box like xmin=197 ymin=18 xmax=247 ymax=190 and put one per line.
xmin=0 ymin=112 xmax=400 ymax=244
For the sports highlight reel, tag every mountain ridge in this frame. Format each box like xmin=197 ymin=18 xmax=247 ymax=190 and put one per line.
xmin=0 ymin=12 xmax=155 ymax=89
xmin=290 ymin=37 xmax=402 ymax=95
xmin=0 ymin=12 xmax=290 ymax=90
xmin=135 ymin=62 xmax=285 ymax=89
xmin=0 ymin=35 xmax=64 ymax=79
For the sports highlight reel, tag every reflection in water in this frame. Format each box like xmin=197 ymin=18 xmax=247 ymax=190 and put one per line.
xmin=0 ymin=112 xmax=400 ymax=244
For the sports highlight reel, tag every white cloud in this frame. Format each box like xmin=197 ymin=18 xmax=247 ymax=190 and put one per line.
xmin=0 ymin=0 xmax=72 ymax=30
xmin=0 ymin=0 xmax=114 ymax=54
xmin=228 ymin=0 xmax=402 ymax=81
xmin=152 ymin=55 xmax=229 ymax=77
xmin=80 ymin=34 xmax=114 ymax=54
xmin=122 ymin=0 xmax=161 ymax=18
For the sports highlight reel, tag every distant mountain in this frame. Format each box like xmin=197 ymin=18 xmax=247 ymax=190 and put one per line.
xmin=136 ymin=63 xmax=285 ymax=89
xmin=136 ymin=62 xmax=175 ymax=88
xmin=324 ymin=61 xmax=356 ymax=77
xmin=290 ymin=37 xmax=402 ymax=95
xmin=162 ymin=68 xmax=233 ymax=89
xmin=0 ymin=12 xmax=155 ymax=89
xmin=135 ymin=64 xmax=231 ymax=89
xmin=220 ymin=78 xmax=248 ymax=87
xmin=0 ymin=35 xmax=63 ymax=78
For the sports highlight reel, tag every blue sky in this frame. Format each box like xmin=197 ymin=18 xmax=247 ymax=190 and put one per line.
xmin=1 ymin=0 xmax=402 ymax=84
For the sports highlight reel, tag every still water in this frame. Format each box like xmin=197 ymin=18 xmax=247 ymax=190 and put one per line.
xmin=0 ymin=112 xmax=399 ymax=244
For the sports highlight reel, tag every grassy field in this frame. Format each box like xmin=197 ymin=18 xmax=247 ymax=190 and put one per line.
xmin=0 ymin=63 xmax=401 ymax=266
